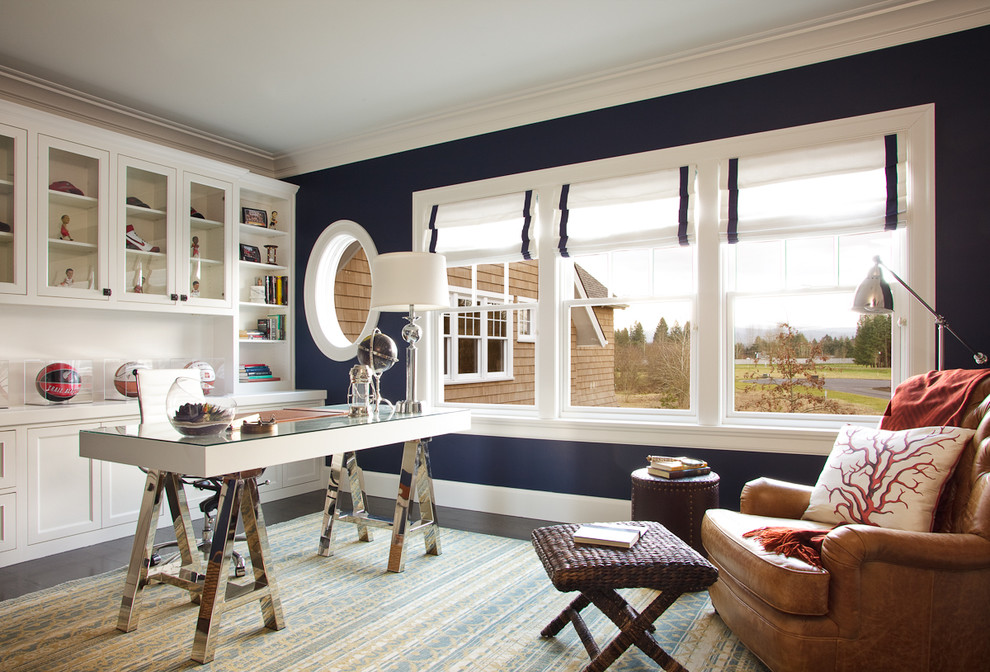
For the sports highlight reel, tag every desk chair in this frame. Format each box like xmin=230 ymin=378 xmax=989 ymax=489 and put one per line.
xmin=134 ymin=368 xmax=250 ymax=576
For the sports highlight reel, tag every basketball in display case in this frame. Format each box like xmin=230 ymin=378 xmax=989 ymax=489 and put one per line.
xmin=113 ymin=361 xmax=150 ymax=398
xmin=184 ymin=360 xmax=216 ymax=395
xmin=35 ymin=362 xmax=82 ymax=401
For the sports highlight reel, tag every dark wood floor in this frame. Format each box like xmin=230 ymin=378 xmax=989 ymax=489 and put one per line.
xmin=0 ymin=490 xmax=559 ymax=601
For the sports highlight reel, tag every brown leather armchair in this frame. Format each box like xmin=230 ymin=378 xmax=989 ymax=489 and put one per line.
xmin=701 ymin=378 xmax=990 ymax=672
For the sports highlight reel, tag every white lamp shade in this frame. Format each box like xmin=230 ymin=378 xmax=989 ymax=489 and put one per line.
xmin=370 ymin=252 xmax=449 ymax=312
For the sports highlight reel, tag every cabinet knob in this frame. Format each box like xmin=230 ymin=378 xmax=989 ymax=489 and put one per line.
xmin=103 ymin=288 xmax=112 ymax=297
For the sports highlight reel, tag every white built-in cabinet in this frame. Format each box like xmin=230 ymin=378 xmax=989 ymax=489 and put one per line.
xmin=0 ymin=122 xmax=27 ymax=295
xmin=0 ymin=98 xmax=325 ymax=567
xmin=235 ymin=177 xmax=296 ymax=393
xmin=0 ymin=98 xmax=301 ymax=393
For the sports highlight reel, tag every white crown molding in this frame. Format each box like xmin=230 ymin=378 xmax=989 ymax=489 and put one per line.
xmin=0 ymin=65 xmax=278 ymax=177
xmin=275 ymin=0 xmax=990 ymax=178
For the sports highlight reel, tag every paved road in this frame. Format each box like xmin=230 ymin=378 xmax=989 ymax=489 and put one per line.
xmin=748 ymin=376 xmax=891 ymax=399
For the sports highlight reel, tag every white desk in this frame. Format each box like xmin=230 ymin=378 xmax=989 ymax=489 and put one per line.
xmin=79 ymin=406 xmax=470 ymax=664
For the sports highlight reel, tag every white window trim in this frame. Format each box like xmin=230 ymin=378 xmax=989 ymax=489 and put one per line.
xmin=412 ymin=105 xmax=935 ymax=455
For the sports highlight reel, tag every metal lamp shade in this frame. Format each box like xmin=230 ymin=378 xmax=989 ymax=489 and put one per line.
xmin=852 ymin=262 xmax=894 ymax=314
xmin=370 ymin=252 xmax=449 ymax=312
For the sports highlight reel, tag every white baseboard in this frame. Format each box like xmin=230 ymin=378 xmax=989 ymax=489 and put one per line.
xmin=361 ymin=471 xmax=631 ymax=524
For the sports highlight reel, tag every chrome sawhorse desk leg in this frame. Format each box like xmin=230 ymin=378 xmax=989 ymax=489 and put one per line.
xmin=118 ymin=469 xmax=203 ymax=633
xmin=192 ymin=473 xmax=285 ymax=664
xmin=319 ymin=438 xmax=441 ymax=572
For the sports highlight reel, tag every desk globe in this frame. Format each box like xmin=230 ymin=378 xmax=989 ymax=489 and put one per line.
xmin=356 ymin=328 xmax=398 ymax=411
xmin=357 ymin=328 xmax=398 ymax=374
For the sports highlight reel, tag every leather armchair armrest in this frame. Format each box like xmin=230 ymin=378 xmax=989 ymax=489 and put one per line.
xmin=823 ymin=525 xmax=990 ymax=571
xmin=739 ymin=477 xmax=813 ymax=518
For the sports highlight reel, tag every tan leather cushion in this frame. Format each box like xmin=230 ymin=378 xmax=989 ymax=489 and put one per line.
xmin=703 ymin=508 xmax=832 ymax=616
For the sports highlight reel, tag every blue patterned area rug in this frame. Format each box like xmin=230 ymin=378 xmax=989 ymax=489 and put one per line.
xmin=0 ymin=513 xmax=767 ymax=671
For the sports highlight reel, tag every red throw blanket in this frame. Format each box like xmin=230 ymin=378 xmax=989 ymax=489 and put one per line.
xmin=743 ymin=526 xmax=831 ymax=568
xmin=880 ymin=369 xmax=990 ymax=431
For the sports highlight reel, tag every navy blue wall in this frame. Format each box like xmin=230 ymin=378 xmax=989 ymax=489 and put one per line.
xmin=288 ymin=26 xmax=990 ymax=510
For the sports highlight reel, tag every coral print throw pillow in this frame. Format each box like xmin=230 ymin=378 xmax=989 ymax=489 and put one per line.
xmin=803 ymin=424 xmax=974 ymax=532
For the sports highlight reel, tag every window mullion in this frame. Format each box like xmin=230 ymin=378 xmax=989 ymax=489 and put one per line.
xmin=695 ymin=159 xmax=721 ymax=427
xmin=535 ymin=185 xmax=560 ymax=420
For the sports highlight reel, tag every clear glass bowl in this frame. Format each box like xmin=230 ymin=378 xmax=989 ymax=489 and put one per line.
xmin=166 ymin=377 xmax=236 ymax=436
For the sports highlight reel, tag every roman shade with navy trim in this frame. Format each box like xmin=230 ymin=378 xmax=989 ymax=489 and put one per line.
xmin=555 ymin=166 xmax=695 ymax=257
xmin=427 ymin=191 xmax=534 ymax=266
xmin=720 ymin=133 xmax=906 ymax=243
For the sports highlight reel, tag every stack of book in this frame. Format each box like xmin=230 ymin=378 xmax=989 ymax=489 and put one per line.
xmin=258 ymin=315 xmax=285 ymax=341
xmin=262 ymin=275 xmax=289 ymax=305
xmin=239 ymin=363 xmax=280 ymax=383
xmin=239 ymin=329 xmax=267 ymax=340
xmin=572 ymin=523 xmax=643 ymax=549
xmin=647 ymin=455 xmax=711 ymax=479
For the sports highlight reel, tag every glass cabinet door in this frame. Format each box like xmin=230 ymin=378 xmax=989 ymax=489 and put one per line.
xmin=38 ymin=135 xmax=110 ymax=300
xmin=0 ymin=123 xmax=27 ymax=295
xmin=118 ymin=156 xmax=176 ymax=304
xmin=183 ymin=173 xmax=232 ymax=308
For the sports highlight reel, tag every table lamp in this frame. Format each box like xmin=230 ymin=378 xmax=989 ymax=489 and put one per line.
xmin=852 ymin=255 xmax=986 ymax=370
xmin=370 ymin=252 xmax=449 ymax=413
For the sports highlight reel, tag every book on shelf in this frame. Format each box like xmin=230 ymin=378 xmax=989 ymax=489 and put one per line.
xmin=239 ymin=363 xmax=275 ymax=381
xmin=239 ymin=376 xmax=281 ymax=382
xmin=239 ymin=330 xmax=266 ymax=340
xmin=262 ymin=275 xmax=289 ymax=306
xmin=646 ymin=455 xmax=710 ymax=479
xmin=572 ymin=523 xmax=643 ymax=549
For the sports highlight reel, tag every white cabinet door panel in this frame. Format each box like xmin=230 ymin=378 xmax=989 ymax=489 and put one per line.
xmin=27 ymin=423 xmax=101 ymax=543
xmin=0 ymin=492 xmax=15 ymax=552
xmin=282 ymin=458 xmax=322 ymax=489
xmin=0 ymin=430 xmax=14 ymax=489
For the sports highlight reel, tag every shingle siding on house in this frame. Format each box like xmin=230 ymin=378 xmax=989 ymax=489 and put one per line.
xmin=333 ymin=248 xmax=371 ymax=341
xmin=571 ymin=305 xmax=619 ymax=407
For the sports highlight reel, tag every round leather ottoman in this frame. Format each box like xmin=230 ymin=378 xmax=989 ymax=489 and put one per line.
xmin=630 ymin=467 xmax=720 ymax=554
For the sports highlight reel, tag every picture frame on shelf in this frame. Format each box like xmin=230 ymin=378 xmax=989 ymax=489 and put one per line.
xmin=239 ymin=243 xmax=262 ymax=263
xmin=242 ymin=207 xmax=268 ymax=227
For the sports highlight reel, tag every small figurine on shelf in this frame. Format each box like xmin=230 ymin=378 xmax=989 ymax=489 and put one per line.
xmin=59 ymin=214 xmax=72 ymax=241
xmin=270 ymin=211 xmax=278 ymax=230
xmin=191 ymin=235 xmax=200 ymax=258
xmin=191 ymin=280 xmax=201 ymax=297
xmin=59 ymin=267 xmax=74 ymax=287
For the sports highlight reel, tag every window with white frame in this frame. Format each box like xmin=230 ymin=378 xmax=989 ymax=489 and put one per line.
xmin=516 ymin=298 xmax=536 ymax=343
xmin=428 ymin=192 xmax=539 ymax=407
xmin=722 ymin=133 xmax=906 ymax=419
xmin=555 ymin=166 xmax=697 ymax=412
xmin=444 ymin=288 xmax=513 ymax=383
xmin=412 ymin=107 xmax=934 ymax=443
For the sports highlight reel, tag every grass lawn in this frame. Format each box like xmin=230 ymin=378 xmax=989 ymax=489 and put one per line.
xmin=733 ymin=362 xmax=890 ymax=414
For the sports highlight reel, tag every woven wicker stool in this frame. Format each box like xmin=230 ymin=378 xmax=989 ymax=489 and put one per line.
xmin=532 ymin=521 xmax=718 ymax=672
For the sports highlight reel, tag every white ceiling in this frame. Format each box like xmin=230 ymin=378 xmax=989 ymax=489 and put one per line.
xmin=0 ymin=0 xmax=986 ymax=172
